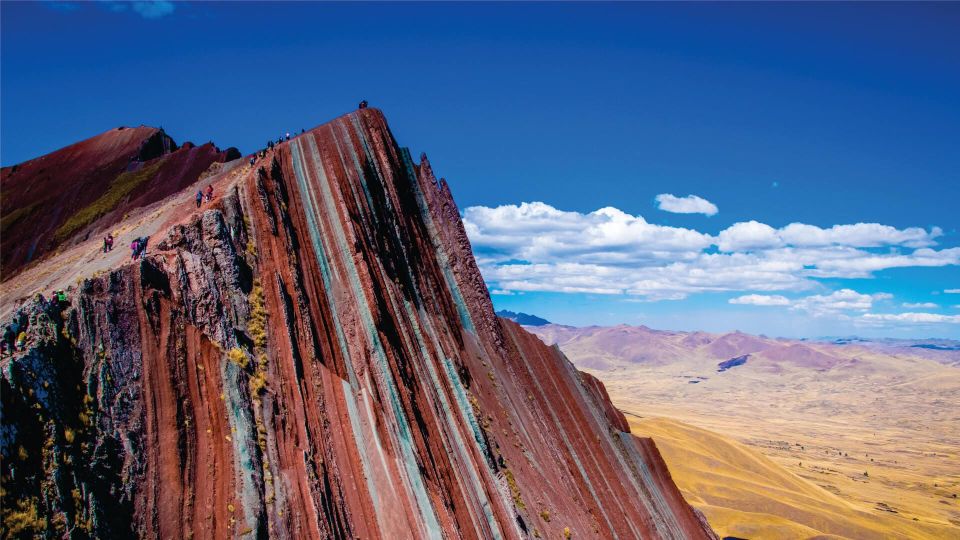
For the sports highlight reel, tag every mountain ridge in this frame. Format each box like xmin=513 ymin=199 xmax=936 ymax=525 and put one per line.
xmin=1 ymin=109 xmax=715 ymax=539
xmin=494 ymin=310 xmax=551 ymax=326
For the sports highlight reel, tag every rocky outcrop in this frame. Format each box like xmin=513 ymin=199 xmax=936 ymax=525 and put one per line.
xmin=0 ymin=126 xmax=240 ymax=278
xmin=1 ymin=109 xmax=715 ymax=539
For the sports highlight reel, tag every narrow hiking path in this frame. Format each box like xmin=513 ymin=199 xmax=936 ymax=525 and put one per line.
xmin=0 ymin=157 xmax=255 ymax=319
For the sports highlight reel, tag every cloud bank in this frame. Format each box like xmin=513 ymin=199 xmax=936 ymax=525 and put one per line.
xmin=463 ymin=202 xmax=959 ymax=319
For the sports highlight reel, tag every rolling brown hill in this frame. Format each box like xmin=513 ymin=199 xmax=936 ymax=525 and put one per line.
xmin=530 ymin=323 xmax=960 ymax=538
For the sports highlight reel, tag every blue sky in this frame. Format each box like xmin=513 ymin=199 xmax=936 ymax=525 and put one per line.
xmin=2 ymin=2 xmax=958 ymax=337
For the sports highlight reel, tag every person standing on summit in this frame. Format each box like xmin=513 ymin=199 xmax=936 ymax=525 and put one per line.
xmin=359 ymin=99 xmax=368 ymax=109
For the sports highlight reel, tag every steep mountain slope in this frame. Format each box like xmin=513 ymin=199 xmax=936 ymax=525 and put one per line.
xmin=0 ymin=110 xmax=715 ymax=539
xmin=0 ymin=125 xmax=240 ymax=278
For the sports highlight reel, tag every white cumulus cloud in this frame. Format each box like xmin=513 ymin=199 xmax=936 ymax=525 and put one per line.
xmin=792 ymin=289 xmax=891 ymax=316
xmin=779 ymin=223 xmax=940 ymax=248
xmin=717 ymin=221 xmax=782 ymax=252
xmin=729 ymin=294 xmax=791 ymax=306
xmin=462 ymin=201 xmax=958 ymax=303
xmin=717 ymin=222 xmax=942 ymax=253
xmin=945 ymin=289 xmax=960 ymax=294
xmin=902 ymin=302 xmax=938 ymax=309
xmin=861 ymin=312 xmax=960 ymax=324
xmin=655 ymin=194 xmax=718 ymax=216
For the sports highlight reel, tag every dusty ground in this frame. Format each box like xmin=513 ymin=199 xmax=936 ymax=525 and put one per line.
xmin=629 ymin=416 xmax=957 ymax=539
xmin=0 ymin=160 xmax=247 ymax=319
xmin=605 ymin=360 xmax=958 ymax=538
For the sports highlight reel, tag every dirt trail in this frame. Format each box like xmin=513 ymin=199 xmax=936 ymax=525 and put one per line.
xmin=0 ymin=158 xmax=256 ymax=318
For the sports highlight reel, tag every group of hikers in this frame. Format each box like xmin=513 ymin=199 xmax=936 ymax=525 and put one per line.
xmin=1 ymin=290 xmax=69 ymax=358
xmin=130 ymin=236 xmax=149 ymax=261
xmin=246 ymin=102 xmax=367 ymax=169
xmin=101 ymin=232 xmax=149 ymax=261
xmin=195 ymin=183 xmax=214 ymax=208
xmin=249 ymin=128 xmax=307 ymax=168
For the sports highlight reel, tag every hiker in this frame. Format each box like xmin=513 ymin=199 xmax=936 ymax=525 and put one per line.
xmin=131 ymin=238 xmax=140 ymax=260
xmin=195 ymin=190 xmax=203 ymax=208
xmin=359 ymin=100 xmax=368 ymax=109
xmin=205 ymin=184 xmax=214 ymax=202
xmin=300 ymin=128 xmax=305 ymax=134
xmin=3 ymin=326 xmax=15 ymax=355
xmin=56 ymin=289 xmax=68 ymax=307
xmin=135 ymin=237 xmax=148 ymax=259
xmin=103 ymin=233 xmax=114 ymax=253
xmin=249 ymin=156 xmax=256 ymax=167
xmin=285 ymin=132 xmax=290 ymax=141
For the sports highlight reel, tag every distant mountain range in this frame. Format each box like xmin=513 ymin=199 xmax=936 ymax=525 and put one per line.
xmin=495 ymin=309 xmax=551 ymax=326
xmin=527 ymin=323 xmax=960 ymax=370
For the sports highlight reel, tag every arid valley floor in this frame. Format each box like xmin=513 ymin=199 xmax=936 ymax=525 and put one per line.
xmin=531 ymin=324 xmax=960 ymax=539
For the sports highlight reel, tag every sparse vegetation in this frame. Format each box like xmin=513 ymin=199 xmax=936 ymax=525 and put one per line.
xmin=244 ymin=281 xmax=269 ymax=398
xmin=248 ymin=281 xmax=267 ymax=349
xmin=1 ymin=202 xmax=38 ymax=234
xmin=249 ymin=361 xmax=267 ymax=396
xmin=54 ymin=158 xmax=166 ymax=242
xmin=503 ymin=468 xmax=525 ymax=510
xmin=539 ymin=509 xmax=551 ymax=522
xmin=78 ymin=394 xmax=94 ymax=428
xmin=227 ymin=347 xmax=249 ymax=369
xmin=2 ymin=495 xmax=47 ymax=536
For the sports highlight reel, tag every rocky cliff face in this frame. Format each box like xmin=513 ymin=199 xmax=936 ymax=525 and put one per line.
xmin=1 ymin=109 xmax=715 ymax=539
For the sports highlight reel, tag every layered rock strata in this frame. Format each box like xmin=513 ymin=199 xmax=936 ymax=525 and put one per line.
xmin=1 ymin=109 xmax=715 ymax=539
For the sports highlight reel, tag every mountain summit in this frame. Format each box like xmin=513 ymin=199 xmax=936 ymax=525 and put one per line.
xmin=1 ymin=109 xmax=714 ymax=539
